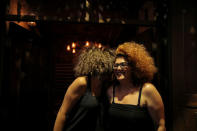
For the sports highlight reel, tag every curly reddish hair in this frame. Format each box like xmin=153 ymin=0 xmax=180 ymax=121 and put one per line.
xmin=116 ymin=41 xmax=157 ymax=85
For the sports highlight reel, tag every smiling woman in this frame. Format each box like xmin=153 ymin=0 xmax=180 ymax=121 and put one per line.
xmin=113 ymin=56 xmax=130 ymax=81
xmin=106 ymin=41 xmax=165 ymax=131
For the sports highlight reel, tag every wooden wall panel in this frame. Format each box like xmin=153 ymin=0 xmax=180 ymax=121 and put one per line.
xmin=171 ymin=0 xmax=197 ymax=131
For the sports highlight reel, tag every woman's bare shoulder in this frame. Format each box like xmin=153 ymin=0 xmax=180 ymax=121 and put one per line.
xmin=67 ymin=76 xmax=87 ymax=93
xmin=142 ymin=83 xmax=158 ymax=96
xmin=74 ymin=76 xmax=87 ymax=87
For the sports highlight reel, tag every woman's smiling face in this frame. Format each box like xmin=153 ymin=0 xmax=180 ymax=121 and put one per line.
xmin=113 ymin=57 xmax=131 ymax=81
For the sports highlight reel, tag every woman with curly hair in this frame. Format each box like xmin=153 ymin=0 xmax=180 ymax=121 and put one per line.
xmin=106 ymin=41 xmax=165 ymax=131
xmin=53 ymin=46 xmax=115 ymax=131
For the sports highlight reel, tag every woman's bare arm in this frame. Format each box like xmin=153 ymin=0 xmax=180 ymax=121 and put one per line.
xmin=143 ymin=83 xmax=166 ymax=131
xmin=53 ymin=76 xmax=87 ymax=131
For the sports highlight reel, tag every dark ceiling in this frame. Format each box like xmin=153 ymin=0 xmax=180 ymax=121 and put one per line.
xmin=24 ymin=0 xmax=146 ymax=18
xmin=36 ymin=22 xmax=138 ymax=46
xmin=7 ymin=0 xmax=160 ymax=47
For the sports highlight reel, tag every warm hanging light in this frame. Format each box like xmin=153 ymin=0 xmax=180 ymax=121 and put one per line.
xmin=98 ymin=43 xmax=102 ymax=48
xmin=85 ymin=41 xmax=89 ymax=47
xmin=72 ymin=48 xmax=76 ymax=53
xmin=72 ymin=42 xmax=76 ymax=48
xmin=67 ymin=45 xmax=71 ymax=51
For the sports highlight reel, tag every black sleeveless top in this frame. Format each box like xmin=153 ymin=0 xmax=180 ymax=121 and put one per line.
xmin=64 ymin=77 xmax=103 ymax=131
xmin=106 ymin=86 xmax=156 ymax=131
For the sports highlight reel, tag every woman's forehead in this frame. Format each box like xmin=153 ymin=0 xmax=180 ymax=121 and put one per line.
xmin=115 ymin=57 xmax=127 ymax=62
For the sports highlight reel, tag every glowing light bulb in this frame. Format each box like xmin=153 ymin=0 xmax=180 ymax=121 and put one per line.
xmin=85 ymin=41 xmax=89 ymax=47
xmin=98 ymin=43 xmax=102 ymax=48
xmin=72 ymin=48 xmax=76 ymax=53
xmin=67 ymin=45 xmax=71 ymax=51
xmin=72 ymin=42 xmax=76 ymax=48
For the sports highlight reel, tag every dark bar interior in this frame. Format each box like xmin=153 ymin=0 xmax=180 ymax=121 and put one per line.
xmin=0 ymin=0 xmax=196 ymax=131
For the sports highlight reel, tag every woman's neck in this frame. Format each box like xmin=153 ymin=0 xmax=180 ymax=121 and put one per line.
xmin=118 ymin=79 xmax=136 ymax=91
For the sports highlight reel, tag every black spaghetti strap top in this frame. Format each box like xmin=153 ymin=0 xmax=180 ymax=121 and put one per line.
xmin=64 ymin=76 xmax=103 ymax=131
xmin=106 ymin=86 xmax=156 ymax=131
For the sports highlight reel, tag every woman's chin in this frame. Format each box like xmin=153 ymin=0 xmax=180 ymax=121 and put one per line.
xmin=116 ymin=76 xmax=126 ymax=81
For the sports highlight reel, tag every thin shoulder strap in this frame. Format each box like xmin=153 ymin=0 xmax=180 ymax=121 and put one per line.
xmin=137 ymin=86 xmax=143 ymax=106
xmin=112 ymin=85 xmax=115 ymax=104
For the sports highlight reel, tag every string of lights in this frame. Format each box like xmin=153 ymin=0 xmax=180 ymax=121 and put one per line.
xmin=66 ymin=41 xmax=102 ymax=54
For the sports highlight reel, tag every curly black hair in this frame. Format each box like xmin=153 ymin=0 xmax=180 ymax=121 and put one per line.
xmin=74 ymin=46 xmax=116 ymax=78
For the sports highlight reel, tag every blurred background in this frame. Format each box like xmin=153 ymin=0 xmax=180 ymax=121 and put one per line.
xmin=0 ymin=0 xmax=196 ymax=131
